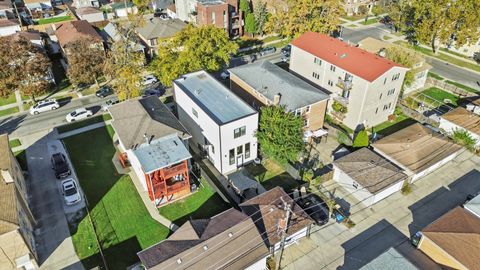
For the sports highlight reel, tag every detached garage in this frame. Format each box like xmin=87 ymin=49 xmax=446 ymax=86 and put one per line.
xmin=439 ymin=107 xmax=480 ymax=149
xmin=333 ymin=148 xmax=408 ymax=207
xmin=372 ymin=123 xmax=463 ymax=183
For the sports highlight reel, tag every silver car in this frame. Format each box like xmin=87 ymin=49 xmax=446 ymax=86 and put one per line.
xmin=61 ymin=178 xmax=81 ymax=206
xmin=29 ymin=99 xmax=60 ymax=115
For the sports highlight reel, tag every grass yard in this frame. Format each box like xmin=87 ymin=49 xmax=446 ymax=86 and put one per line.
xmin=0 ymin=107 xmax=19 ymax=117
xmin=9 ymin=139 xmax=21 ymax=148
xmin=361 ymin=18 xmax=378 ymax=25
xmin=372 ymin=107 xmax=416 ymax=136
xmin=159 ymin=178 xmax=230 ymax=226
xmin=0 ymin=94 xmax=16 ymax=106
xmin=63 ymin=127 xmax=170 ymax=269
xmin=245 ymin=159 xmax=303 ymax=193
xmin=427 ymin=72 xmax=444 ymax=81
xmin=38 ymin=16 xmax=72 ymax=25
xmin=57 ymin=114 xmax=111 ymax=133
xmin=342 ymin=14 xmax=366 ymax=21
xmin=419 ymin=87 xmax=460 ymax=106
xmin=382 ymin=35 xmax=392 ymax=40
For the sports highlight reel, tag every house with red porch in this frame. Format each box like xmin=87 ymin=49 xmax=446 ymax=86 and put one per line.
xmin=108 ymin=96 xmax=193 ymax=206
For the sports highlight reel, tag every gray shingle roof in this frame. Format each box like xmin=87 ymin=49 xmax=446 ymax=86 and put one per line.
xmin=229 ymin=60 xmax=329 ymax=111
xmin=136 ymin=15 xmax=186 ymax=40
xmin=333 ymin=148 xmax=407 ymax=194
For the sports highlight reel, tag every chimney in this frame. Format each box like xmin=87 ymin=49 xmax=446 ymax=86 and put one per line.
xmin=273 ymin=93 xmax=282 ymax=106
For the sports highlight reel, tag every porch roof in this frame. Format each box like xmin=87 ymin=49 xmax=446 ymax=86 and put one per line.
xmin=133 ymin=134 xmax=191 ymax=173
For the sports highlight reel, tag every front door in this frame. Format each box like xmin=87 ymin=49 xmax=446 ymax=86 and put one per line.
xmin=236 ymin=155 xmax=244 ymax=168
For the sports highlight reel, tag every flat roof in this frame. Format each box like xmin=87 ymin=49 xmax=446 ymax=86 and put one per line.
xmin=174 ymin=70 xmax=257 ymax=125
xmin=133 ymin=134 xmax=191 ymax=173
xmin=464 ymin=193 xmax=480 ymax=218
xmin=229 ymin=60 xmax=329 ymax=111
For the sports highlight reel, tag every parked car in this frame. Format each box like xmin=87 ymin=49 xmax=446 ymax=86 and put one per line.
xmin=260 ymin=46 xmax=276 ymax=56
xmin=142 ymin=75 xmax=158 ymax=85
xmin=298 ymin=194 xmax=329 ymax=225
xmin=142 ymin=89 xmax=162 ymax=97
xmin=379 ymin=15 xmax=392 ymax=25
xmin=95 ymin=86 xmax=113 ymax=98
xmin=61 ymin=179 xmax=81 ymax=206
xmin=102 ymin=98 xmax=120 ymax=111
xmin=51 ymin=153 xmax=71 ymax=179
xmin=66 ymin=108 xmax=93 ymax=122
xmin=281 ymin=44 xmax=291 ymax=55
xmin=29 ymin=99 xmax=60 ymax=115
xmin=220 ymin=70 xmax=230 ymax=80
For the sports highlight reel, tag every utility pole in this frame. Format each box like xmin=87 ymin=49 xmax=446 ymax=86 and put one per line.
xmin=275 ymin=197 xmax=292 ymax=270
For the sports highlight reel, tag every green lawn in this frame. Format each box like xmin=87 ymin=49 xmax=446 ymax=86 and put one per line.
xmin=342 ymin=14 xmax=366 ymax=21
xmin=445 ymin=80 xmax=479 ymax=94
xmin=427 ymin=72 xmax=444 ymax=81
xmin=396 ymin=41 xmax=480 ymax=73
xmin=361 ymin=18 xmax=378 ymax=25
xmin=382 ymin=35 xmax=392 ymax=41
xmin=245 ymin=159 xmax=303 ymax=193
xmin=372 ymin=108 xmax=416 ymax=136
xmin=0 ymin=107 xmax=19 ymax=117
xmin=347 ymin=24 xmax=358 ymax=28
xmin=0 ymin=94 xmax=16 ymax=106
xmin=38 ymin=16 xmax=72 ymax=25
xmin=159 ymin=179 xmax=230 ymax=226
xmin=419 ymin=87 xmax=460 ymax=106
xmin=63 ymin=127 xmax=170 ymax=269
xmin=57 ymin=114 xmax=111 ymax=134
xmin=9 ymin=139 xmax=21 ymax=148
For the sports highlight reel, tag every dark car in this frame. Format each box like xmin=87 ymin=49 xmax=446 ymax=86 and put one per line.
xmin=95 ymin=86 xmax=113 ymax=98
xmin=142 ymin=89 xmax=162 ymax=97
xmin=260 ymin=46 xmax=276 ymax=56
xmin=51 ymin=153 xmax=71 ymax=179
xmin=298 ymin=194 xmax=329 ymax=225
xmin=281 ymin=44 xmax=291 ymax=55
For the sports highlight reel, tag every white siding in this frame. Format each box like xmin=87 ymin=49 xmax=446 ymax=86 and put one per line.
xmin=439 ymin=118 xmax=480 ymax=148
xmin=372 ymin=180 xmax=403 ymax=204
xmin=273 ymin=226 xmax=309 ymax=252
xmin=410 ymin=151 xmax=459 ymax=182
xmin=127 ymin=149 xmax=148 ymax=191
xmin=0 ymin=25 xmax=20 ymax=36
xmin=244 ymin=257 xmax=268 ymax=270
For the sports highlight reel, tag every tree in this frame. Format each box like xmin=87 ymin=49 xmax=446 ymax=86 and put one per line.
xmin=150 ymin=25 xmax=238 ymax=86
xmin=104 ymin=17 xmax=145 ymax=100
xmin=357 ymin=5 xmax=368 ymax=15
xmin=67 ymin=38 xmax=105 ymax=86
xmin=352 ymin=129 xmax=369 ymax=148
xmin=371 ymin=5 xmax=383 ymax=17
xmin=239 ymin=0 xmax=251 ymax=13
xmin=384 ymin=46 xmax=419 ymax=87
xmin=245 ymin=13 xmax=256 ymax=35
xmin=452 ymin=129 xmax=477 ymax=151
xmin=390 ymin=0 xmax=480 ymax=53
xmin=0 ymin=36 xmax=51 ymax=101
xmin=265 ymin=0 xmax=343 ymax=38
xmin=256 ymin=106 xmax=304 ymax=164
xmin=253 ymin=0 xmax=268 ymax=35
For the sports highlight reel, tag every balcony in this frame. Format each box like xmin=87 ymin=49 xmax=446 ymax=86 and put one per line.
xmin=336 ymin=78 xmax=353 ymax=91
xmin=333 ymin=94 xmax=349 ymax=106
xmin=163 ymin=162 xmax=187 ymax=179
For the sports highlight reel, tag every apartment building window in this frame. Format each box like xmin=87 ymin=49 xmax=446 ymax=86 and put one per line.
xmin=150 ymin=38 xmax=157 ymax=46
xmin=303 ymin=119 xmax=309 ymax=127
xmin=314 ymin=57 xmax=322 ymax=66
xmin=330 ymin=65 xmax=336 ymax=72
xmin=234 ymin=126 xmax=246 ymax=138
xmin=229 ymin=149 xmax=235 ymax=165
xmin=312 ymin=72 xmax=320 ymax=80
xmin=306 ymin=105 xmax=311 ymax=113
xmin=379 ymin=93 xmax=383 ymax=100
xmin=387 ymin=88 xmax=395 ymax=95
xmin=223 ymin=11 xmax=227 ymax=28
xmin=328 ymin=80 xmax=333 ymax=86
xmin=192 ymin=108 xmax=198 ymax=118
xmin=211 ymin=11 xmax=216 ymax=24
xmin=245 ymin=143 xmax=250 ymax=158
xmin=392 ymin=73 xmax=400 ymax=81
xmin=295 ymin=109 xmax=301 ymax=116
xmin=237 ymin=145 xmax=243 ymax=155
xmin=375 ymin=107 xmax=378 ymax=114
xmin=384 ymin=77 xmax=387 ymax=85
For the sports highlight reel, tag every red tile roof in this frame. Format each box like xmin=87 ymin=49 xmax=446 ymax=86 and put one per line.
xmin=291 ymin=32 xmax=406 ymax=82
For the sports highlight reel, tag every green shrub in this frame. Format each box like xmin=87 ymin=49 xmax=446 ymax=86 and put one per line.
xmin=337 ymin=132 xmax=352 ymax=146
xmin=401 ymin=182 xmax=412 ymax=195
xmin=332 ymin=100 xmax=348 ymax=113
xmin=266 ymin=256 xmax=276 ymax=270
xmin=452 ymin=129 xmax=478 ymax=151
xmin=352 ymin=130 xmax=369 ymax=148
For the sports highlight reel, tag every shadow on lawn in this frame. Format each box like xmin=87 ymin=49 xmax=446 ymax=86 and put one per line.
xmin=375 ymin=118 xmax=417 ymax=137
xmin=169 ymin=193 xmax=230 ymax=227
xmin=81 ymin=236 xmax=142 ymax=270
xmin=262 ymin=172 xmax=306 ymax=193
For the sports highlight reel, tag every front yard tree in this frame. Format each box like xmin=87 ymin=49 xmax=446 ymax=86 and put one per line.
xmin=245 ymin=13 xmax=256 ymax=35
xmin=265 ymin=0 xmax=343 ymax=38
xmin=0 ymin=36 xmax=51 ymax=101
xmin=385 ymin=46 xmax=418 ymax=87
xmin=239 ymin=0 xmax=251 ymax=13
xmin=67 ymin=38 xmax=105 ymax=86
xmin=256 ymin=106 xmax=304 ymax=164
xmin=253 ymin=0 xmax=268 ymax=35
xmin=391 ymin=0 xmax=480 ymax=53
xmin=150 ymin=25 xmax=238 ymax=87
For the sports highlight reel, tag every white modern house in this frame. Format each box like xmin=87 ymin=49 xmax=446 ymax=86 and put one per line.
xmin=289 ymin=31 xmax=409 ymax=130
xmin=332 ymin=148 xmax=407 ymax=207
xmin=173 ymin=70 xmax=259 ymax=175
xmin=439 ymin=107 xmax=480 ymax=149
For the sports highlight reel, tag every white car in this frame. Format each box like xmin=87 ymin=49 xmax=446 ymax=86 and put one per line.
xmin=220 ymin=70 xmax=230 ymax=80
xmin=142 ymin=75 xmax=158 ymax=85
xmin=66 ymin=108 xmax=93 ymax=122
xmin=29 ymin=99 xmax=60 ymax=115
xmin=61 ymin=178 xmax=81 ymax=206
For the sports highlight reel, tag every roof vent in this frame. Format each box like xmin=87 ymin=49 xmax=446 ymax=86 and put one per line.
xmin=203 ymin=245 xmax=208 ymax=251
xmin=228 ymin=232 xmax=233 ymax=238
xmin=176 ymin=259 xmax=182 ymax=264
xmin=194 ymin=89 xmax=202 ymax=95
xmin=340 ymin=53 xmax=347 ymax=59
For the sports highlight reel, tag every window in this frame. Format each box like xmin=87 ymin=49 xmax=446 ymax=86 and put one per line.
xmin=353 ymin=182 xmax=358 ymax=189
xmin=305 ymin=105 xmax=311 ymax=113
xmin=211 ymin=11 xmax=215 ymax=24
xmin=303 ymin=118 xmax=309 ymax=127
xmin=245 ymin=143 xmax=250 ymax=159
xmin=330 ymin=65 xmax=336 ymax=72
xmin=392 ymin=73 xmax=400 ymax=81
xmin=295 ymin=109 xmax=301 ymax=116
xmin=314 ymin=57 xmax=322 ymax=66
xmin=384 ymin=77 xmax=387 ymax=85
xmin=383 ymin=104 xmax=388 ymax=110
xmin=234 ymin=126 xmax=246 ymax=138
xmin=192 ymin=108 xmax=198 ymax=118
xmin=328 ymin=80 xmax=333 ymax=87
xmin=375 ymin=107 xmax=378 ymax=114
xmin=237 ymin=145 xmax=243 ymax=155
xmin=229 ymin=149 xmax=235 ymax=165
xmin=387 ymin=88 xmax=395 ymax=96
xmin=312 ymin=72 xmax=320 ymax=79
xmin=379 ymin=93 xmax=383 ymax=100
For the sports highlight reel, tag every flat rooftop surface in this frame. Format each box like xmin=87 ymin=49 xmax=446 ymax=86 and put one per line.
xmin=174 ymin=70 xmax=256 ymax=124
xmin=133 ymin=134 xmax=191 ymax=173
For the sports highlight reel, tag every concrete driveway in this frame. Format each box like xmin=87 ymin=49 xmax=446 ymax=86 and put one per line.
xmin=281 ymin=150 xmax=480 ymax=269
xmin=26 ymin=132 xmax=84 ymax=270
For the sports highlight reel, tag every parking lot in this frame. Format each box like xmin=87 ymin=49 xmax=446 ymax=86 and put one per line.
xmin=281 ymin=150 xmax=480 ymax=269
xmin=26 ymin=132 xmax=85 ymax=269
